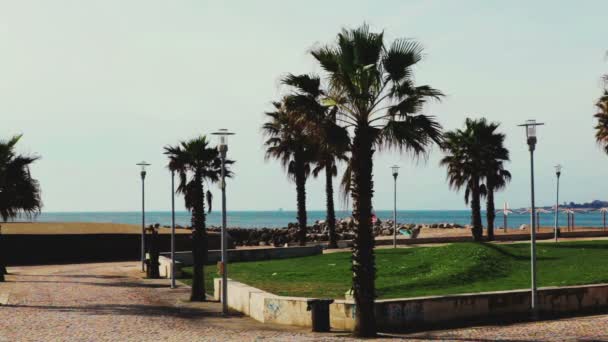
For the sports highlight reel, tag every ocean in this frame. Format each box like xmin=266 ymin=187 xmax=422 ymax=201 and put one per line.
xmin=10 ymin=210 xmax=606 ymax=229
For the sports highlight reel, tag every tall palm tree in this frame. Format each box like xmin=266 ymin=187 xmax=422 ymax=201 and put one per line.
xmin=311 ymin=24 xmax=443 ymax=337
xmin=282 ymin=74 xmax=349 ymax=249
xmin=482 ymin=128 xmax=511 ymax=240
xmin=441 ymin=118 xmax=508 ymax=241
xmin=164 ymin=136 xmax=231 ymax=301
xmin=594 ymin=90 xmax=608 ymax=153
xmin=0 ymin=135 xmax=42 ymax=281
xmin=441 ymin=122 xmax=484 ymax=241
xmin=263 ymin=100 xmax=316 ymax=246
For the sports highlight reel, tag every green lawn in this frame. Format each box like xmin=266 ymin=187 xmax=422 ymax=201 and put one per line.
xmin=181 ymin=240 xmax=608 ymax=299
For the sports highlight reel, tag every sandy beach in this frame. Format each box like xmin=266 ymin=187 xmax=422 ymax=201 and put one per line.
xmin=2 ymin=221 xmax=602 ymax=238
xmin=1 ymin=222 xmax=191 ymax=235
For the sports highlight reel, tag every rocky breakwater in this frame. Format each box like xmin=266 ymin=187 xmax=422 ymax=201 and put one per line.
xmin=203 ymin=218 xmax=465 ymax=247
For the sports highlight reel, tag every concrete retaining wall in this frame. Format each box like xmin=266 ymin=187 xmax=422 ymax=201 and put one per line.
xmin=215 ymin=279 xmax=608 ymax=332
xmin=3 ymin=233 xmax=217 ymax=266
xmin=160 ymin=245 xmax=322 ymax=266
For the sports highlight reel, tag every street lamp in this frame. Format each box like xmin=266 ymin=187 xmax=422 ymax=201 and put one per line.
xmin=170 ymin=169 xmax=176 ymax=289
xmin=212 ymin=128 xmax=234 ymax=316
xmin=554 ymin=164 xmax=562 ymax=242
xmin=391 ymin=165 xmax=400 ymax=248
xmin=518 ymin=119 xmax=544 ymax=318
xmin=136 ymin=161 xmax=150 ymax=272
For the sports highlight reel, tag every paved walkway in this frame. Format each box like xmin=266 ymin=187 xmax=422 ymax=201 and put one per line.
xmin=0 ymin=262 xmax=607 ymax=341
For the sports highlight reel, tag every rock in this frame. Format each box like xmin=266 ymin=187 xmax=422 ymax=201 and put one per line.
xmin=381 ymin=229 xmax=391 ymax=236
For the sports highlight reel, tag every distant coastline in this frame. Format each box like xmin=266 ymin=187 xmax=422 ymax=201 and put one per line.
xmin=8 ymin=209 xmax=608 ymax=229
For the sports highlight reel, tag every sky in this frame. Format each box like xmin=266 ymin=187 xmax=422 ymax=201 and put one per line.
xmin=1 ymin=0 xmax=607 ymax=212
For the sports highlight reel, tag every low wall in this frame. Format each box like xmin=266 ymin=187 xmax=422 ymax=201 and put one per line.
xmin=213 ymin=279 xmax=315 ymax=327
xmin=2 ymin=233 xmax=222 ymax=266
xmin=373 ymin=230 xmax=608 ymax=246
xmin=160 ymin=245 xmax=323 ymax=266
xmin=215 ymin=279 xmax=608 ymax=332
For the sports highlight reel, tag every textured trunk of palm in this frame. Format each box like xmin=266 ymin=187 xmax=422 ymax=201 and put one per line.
xmin=190 ymin=171 xmax=208 ymax=302
xmin=350 ymin=125 xmax=377 ymax=338
xmin=294 ymin=154 xmax=307 ymax=246
xmin=471 ymin=178 xmax=483 ymax=242
xmin=0 ymin=232 xmax=5 ymax=282
xmin=325 ymin=164 xmax=338 ymax=249
xmin=486 ymin=186 xmax=495 ymax=241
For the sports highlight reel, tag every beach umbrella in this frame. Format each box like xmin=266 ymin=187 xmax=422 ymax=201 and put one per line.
xmin=517 ymin=208 xmax=551 ymax=232
xmin=496 ymin=202 xmax=513 ymax=232
xmin=560 ymin=208 xmax=582 ymax=231
xmin=593 ymin=207 xmax=608 ymax=231
xmin=560 ymin=208 xmax=573 ymax=231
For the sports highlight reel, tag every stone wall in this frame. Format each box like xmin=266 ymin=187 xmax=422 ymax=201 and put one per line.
xmin=3 ymin=233 xmax=218 ymax=266
xmin=215 ymin=279 xmax=608 ymax=332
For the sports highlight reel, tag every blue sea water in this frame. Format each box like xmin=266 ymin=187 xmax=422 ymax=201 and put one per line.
xmin=11 ymin=210 xmax=606 ymax=229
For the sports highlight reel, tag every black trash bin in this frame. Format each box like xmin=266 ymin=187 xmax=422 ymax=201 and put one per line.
xmin=306 ymin=298 xmax=334 ymax=332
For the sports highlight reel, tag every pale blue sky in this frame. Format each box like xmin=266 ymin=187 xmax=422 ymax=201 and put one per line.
xmin=1 ymin=1 xmax=606 ymax=212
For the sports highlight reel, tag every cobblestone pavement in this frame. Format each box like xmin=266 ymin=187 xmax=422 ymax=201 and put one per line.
xmin=0 ymin=262 xmax=607 ymax=341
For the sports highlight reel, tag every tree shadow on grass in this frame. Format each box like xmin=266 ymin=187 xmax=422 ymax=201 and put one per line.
xmin=542 ymin=243 xmax=608 ymax=250
xmin=483 ymin=243 xmax=558 ymax=261
xmin=377 ymin=244 xmax=515 ymax=298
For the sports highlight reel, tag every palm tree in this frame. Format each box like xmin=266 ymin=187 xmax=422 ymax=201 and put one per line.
xmin=441 ymin=122 xmax=484 ymax=241
xmin=311 ymin=24 xmax=443 ymax=337
xmin=164 ymin=136 xmax=231 ymax=301
xmin=482 ymin=134 xmax=511 ymax=240
xmin=282 ymin=74 xmax=349 ymax=249
xmin=441 ymin=118 xmax=508 ymax=241
xmin=263 ymin=100 xmax=316 ymax=246
xmin=594 ymin=90 xmax=608 ymax=153
xmin=0 ymin=135 xmax=42 ymax=281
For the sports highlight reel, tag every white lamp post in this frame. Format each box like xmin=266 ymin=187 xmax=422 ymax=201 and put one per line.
xmin=170 ymin=169 xmax=176 ymax=289
xmin=554 ymin=164 xmax=562 ymax=242
xmin=136 ymin=161 xmax=150 ymax=272
xmin=518 ymin=119 xmax=544 ymax=318
xmin=391 ymin=165 xmax=400 ymax=248
xmin=212 ymin=128 xmax=234 ymax=316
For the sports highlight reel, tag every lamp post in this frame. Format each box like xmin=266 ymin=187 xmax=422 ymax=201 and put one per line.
xmin=518 ymin=119 xmax=544 ymax=318
xmin=136 ymin=161 xmax=150 ymax=272
xmin=212 ymin=128 xmax=234 ymax=316
xmin=170 ymin=169 xmax=176 ymax=289
xmin=554 ymin=165 xmax=562 ymax=242
xmin=391 ymin=165 xmax=400 ymax=248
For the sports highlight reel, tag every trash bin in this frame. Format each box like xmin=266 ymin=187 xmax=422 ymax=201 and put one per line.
xmin=306 ymin=298 xmax=334 ymax=332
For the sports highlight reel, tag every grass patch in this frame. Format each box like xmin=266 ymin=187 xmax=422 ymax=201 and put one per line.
xmin=180 ymin=240 xmax=608 ymax=299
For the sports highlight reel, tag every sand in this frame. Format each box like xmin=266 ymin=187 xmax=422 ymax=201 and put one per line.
xmin=1 ymin=221 xmax=603 ymax=238
xmin=0 ymin=222 xmax=191 ymax=235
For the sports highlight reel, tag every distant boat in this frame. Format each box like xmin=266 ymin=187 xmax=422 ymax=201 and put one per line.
xmin=278 ymin=208 xmax=283 ymax=212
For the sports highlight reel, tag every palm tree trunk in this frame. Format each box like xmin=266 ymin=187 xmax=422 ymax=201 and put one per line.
xmin=0 ymin=229 xmax=5 ymax=282
xmin=350 ymin=125 xmax=376 ymax=337
xmin=325 ymin=164 xmax=338 ymax=249
xmin=190 ymin=171 xmax=208 ymax=302
xmin=294 ymin=154 xmax=307 ymax=246
xmin=486 ymin=186 xmax=495 ymax=241
xmin=0 ymin=238 xmax=4 ymax=282
xmin=471 ymin=177 xmax=483 ymax=241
